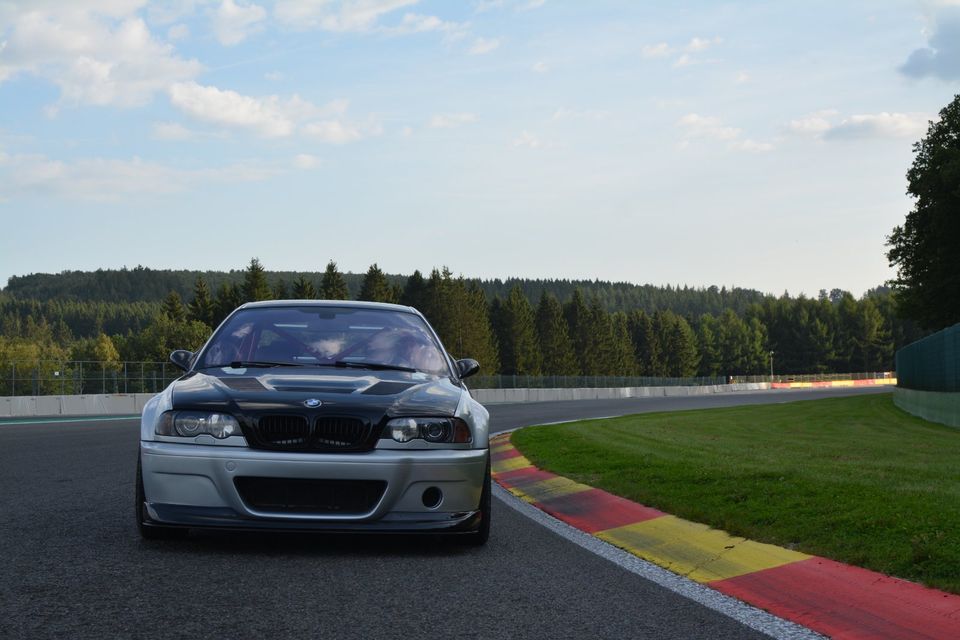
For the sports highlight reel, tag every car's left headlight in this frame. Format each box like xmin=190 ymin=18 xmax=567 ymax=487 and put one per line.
xmin=155 ymin=411 xmax=240 ymax=439
xmin=383 ymin=417 xmax=472 ymax=444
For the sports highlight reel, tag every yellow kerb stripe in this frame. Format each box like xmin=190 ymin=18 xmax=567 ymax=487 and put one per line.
xmin=596 ymin=515 xmax=810 ymax=583
xmin=492 ymin=455 xmax=533 ymax=474
xmin=516 ymin=476 xmax=593 ymax=503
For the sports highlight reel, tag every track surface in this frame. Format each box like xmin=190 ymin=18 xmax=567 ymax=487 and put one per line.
xmin=0 ymin=387 xmax=889 ymax=639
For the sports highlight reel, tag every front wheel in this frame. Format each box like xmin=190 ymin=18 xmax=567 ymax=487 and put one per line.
xmin=462 ymin=454 xmax=491 ymax=546
xmin=136 ymin=455 xmax=187 ymax=541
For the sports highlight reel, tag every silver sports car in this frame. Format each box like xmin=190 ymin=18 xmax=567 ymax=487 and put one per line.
xmin=136 ymin=300 xmax=491 ymax=544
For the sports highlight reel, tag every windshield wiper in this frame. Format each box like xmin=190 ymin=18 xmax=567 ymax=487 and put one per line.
xmin=202 ymin=361 xmax=309 ymax=369
xmin=333 ymin=360 xmax=418 ymax=373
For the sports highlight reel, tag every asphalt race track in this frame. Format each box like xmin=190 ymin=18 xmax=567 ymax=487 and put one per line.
xmin=0 ymin=387 xmax=890 ymax=639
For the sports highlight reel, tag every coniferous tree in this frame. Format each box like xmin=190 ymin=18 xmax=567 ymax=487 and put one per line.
xmin=628 ymin=310 xmax=660 ymax=375
xmin=187 ymin=276 xmax=214 ymax=327
xmin=272 ymin=279 xmax=288 ymax=300
xmin=161 ymin=291 xmax=185 ymax=322
xmin=358 ymin=263 xmax=396 ymax=303
xmin=535 ymin=292 xmax=578 ymax=375
xmin=495 ymin=285 xmax=541 ymax=375
xmin=242 ymin=258 xmax=271 ymax=302
xmin=588 ymin=296 xmax=616 ymax=375
xmin=400 ymin=270 xmax=429 ymax=311
xmin=565 ymin=288 xmax=601 ymax=375
xmin=320 ymin=261 xmax=350 ymax=300
xmin=213 ymin=282 xmax=243 ymax=326
xmin=609 ymin=311 xmax=638 ymax=376
xmin=460 ymin=282 xmax=500 ymax=374
xmin=696 ymin=314 xmax=721 ymax=376
xmin=291 ymin=275 xmax=317 ymax=299
xmin=664 ymin=315 xmax=700 ymax=377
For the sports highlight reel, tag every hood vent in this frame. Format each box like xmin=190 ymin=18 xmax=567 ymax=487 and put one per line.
xmin=220 ymin=377 xmax=268 ymax=392
xmin=362 ymin=381 xmax=416 ymax=396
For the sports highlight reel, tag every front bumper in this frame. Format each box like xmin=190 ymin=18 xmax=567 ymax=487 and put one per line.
xmin=139 ymin=441 xmax=488 ymax=533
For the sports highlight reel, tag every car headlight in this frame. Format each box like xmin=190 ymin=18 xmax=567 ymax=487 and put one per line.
xmin=384 ymin=417 xmax=472 ymax=444
xmin=156 ymin=411 xmax=240 ymax=439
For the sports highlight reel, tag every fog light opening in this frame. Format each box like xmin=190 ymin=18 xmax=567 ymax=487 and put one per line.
xmin=422 ymin=487 xmax=443 ymax=509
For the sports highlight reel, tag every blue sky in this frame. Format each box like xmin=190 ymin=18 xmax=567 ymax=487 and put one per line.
xmin=1 ymin=0 xmax=959 ymax=297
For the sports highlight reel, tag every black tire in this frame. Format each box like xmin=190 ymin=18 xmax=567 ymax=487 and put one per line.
xmin=462 ymin=454 xmax=491 ymax=546
xmin=136 ymin=456 xmax=188 ymax=541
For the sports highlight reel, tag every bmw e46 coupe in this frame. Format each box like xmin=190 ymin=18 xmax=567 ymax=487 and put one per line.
xmin=136 ymin=300 xmax=491 ymax=544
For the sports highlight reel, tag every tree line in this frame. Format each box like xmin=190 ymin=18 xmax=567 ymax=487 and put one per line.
xmin=0 ymin=258 xmax=925 ymax=379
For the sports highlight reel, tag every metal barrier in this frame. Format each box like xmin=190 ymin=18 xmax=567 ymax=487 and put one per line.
xmin=895 ymin=323 xmax=960 ymax=392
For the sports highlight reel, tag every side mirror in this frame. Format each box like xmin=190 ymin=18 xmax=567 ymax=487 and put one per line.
xmin=170 ymin=350 xmax=194 ymax=372
xmin=456 ymin=358 xmax=480 ymax=380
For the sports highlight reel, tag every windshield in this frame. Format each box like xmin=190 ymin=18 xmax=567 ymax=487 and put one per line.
xmin=198 ymin=306 xmax=451 ymax=377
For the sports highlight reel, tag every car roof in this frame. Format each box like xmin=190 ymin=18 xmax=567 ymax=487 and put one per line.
xmin=238 ymin=299 xmax=420 ymax=315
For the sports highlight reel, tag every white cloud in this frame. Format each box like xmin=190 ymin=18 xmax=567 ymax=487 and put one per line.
xmin=469 ymin=37 xmax=501 ymax=54
xmin=677 ymin=113 xmax=774 ymax=152
xmin=152 ymin=121 xmax=195 ymax=140
xmin=685 ymin=36 xmax=721 ymax=53
xmin=787 ymin=110 xmax=838 ymax=136
xmin=788 ymin=110 xmax=930 ymax=140
xmin=428 ymin=112 xmax=477 ymax=128
xmin=513 ymin=130 xmax=540 ymax=148
xmin=169 ymin=82 xmax=296 ymax=136
xmin=167 ymin=23 xmax=190 ymax=40
xmin=302 ymin=120 xmax=366 ymax=143
xmin=168 ymin=82 xmax=361 ymax=140
xmin=531 ymin=61 xmax=549 ymax=73
xmin=824 ymin=113 xmax=930 ymax=140
xmin=0 ymin=153 xmax=276 ymax=201
xmin=677 ymin=113 xmax=741 ymax=141
xmin=292 ymin=153 xmax=321 ymax=169
xmin=519 ymin=0 xmax=546 ymax=9
xmin=551 ymin=107 xmax=608 ymax=121
xmin=735 ymin=70 xmax=750 ymax=84
xmin=732 ymin=139 xmax=774 ymax=153
xmin=475 ymin=0 xmax=504 ymax=11
xmin=390 ymin=12 xmax=464 ymax=35
xmin=274 ymin=0 xmax=418 ymax=31
xmin=212 ymin=0 xmax=267 ymax=45
xmin=641 ymin=43 xmax=671 ymax=59
xmin=0 ymin=7 xmax=202 ymax=107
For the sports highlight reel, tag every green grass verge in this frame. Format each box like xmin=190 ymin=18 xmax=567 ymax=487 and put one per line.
xmin=511 ymin=394 xmax=960 ymax=593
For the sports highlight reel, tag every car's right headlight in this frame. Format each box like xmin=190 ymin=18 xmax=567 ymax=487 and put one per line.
xmin=383 ymin=417 xmax=472 ymax=444
xmin=155 ymin=411 xmax=240 ymax=439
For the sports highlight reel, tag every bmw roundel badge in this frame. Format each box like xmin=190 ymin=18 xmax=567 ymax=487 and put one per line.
xmin=303 ymin=398 xmax=322 ymax=408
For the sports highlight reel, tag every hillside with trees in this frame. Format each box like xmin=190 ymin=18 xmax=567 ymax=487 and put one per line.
xmin=0 ymin=259 xmax=924 ymax=381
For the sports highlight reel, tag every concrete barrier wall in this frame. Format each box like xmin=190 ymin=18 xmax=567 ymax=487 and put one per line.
xmin=0 ymin=393 xmax=156 ymax=418
xmin=0 ymin=384 xmax=773 ymax=417
xmin=471 ymin=382 xmax=770 ymax=405
xmin=894 ymin=387 xmax=960 ymax=428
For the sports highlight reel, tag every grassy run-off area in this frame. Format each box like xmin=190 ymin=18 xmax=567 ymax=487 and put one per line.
xmin=511 ymin=393 xmax=960 ymax=593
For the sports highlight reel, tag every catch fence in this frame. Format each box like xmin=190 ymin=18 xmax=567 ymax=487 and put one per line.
xmin=896 ymin=323 xmax=960 ymax=392
xmin=0 ymin=361 xmax=180 ymax=396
